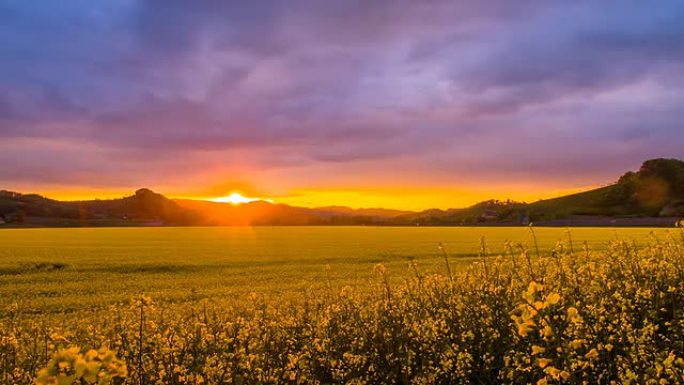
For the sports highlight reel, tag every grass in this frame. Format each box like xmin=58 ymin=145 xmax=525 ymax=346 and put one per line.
xmin=1 ymin=226 xmax=682 ymax=384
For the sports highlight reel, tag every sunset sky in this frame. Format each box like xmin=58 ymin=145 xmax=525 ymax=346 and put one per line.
xmin=2 ymin=1 xmax=684 ymax=210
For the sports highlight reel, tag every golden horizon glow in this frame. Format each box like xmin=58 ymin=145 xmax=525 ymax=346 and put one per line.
xmin=273 ymin=186 xmax=593 ymax=211
xmin=7 ymin=185 xmax=599 ymax=211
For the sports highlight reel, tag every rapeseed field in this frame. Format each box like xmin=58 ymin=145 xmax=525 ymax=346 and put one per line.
xmin=1 ymin=226 xmax=682 ymax=384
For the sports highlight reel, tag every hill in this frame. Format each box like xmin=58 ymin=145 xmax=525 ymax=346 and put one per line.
xmin=396 ymin=158 xmax=684 ymax=226
xmin=0 ymin=189 xmax=410 ymax=227
xmin=529 ymin=158 xmax=684 ymax=217
xmin=0 ymin=188 xmax=197 ymax=227
xmin=1 ymin=158 xmax=683 ymax=227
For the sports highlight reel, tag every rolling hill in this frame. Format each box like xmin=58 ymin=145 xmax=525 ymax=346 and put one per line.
xmin=394 ymin=158 xmax=684 ymax=226
xmin=1 ymin=158 xmax=683 ymax=227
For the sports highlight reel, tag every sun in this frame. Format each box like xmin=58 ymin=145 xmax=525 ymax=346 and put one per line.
xmin=209 ymin=192 xmax=272 ymax=205
xmin=211 ymin=192 xmax=257 ymax=205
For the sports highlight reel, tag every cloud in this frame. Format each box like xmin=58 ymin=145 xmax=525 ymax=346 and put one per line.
xmin=1 ymin=1 xmax=683 ymax=195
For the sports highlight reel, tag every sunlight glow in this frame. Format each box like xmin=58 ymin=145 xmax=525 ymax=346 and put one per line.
xmin=209 ymin=192 xmax=273 ymax=205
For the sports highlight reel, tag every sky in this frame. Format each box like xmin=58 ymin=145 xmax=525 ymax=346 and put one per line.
xmin=1 ymin=1 xmax=684 ymax=210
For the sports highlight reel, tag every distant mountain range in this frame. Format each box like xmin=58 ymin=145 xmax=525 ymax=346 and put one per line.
xmin=2 ymin=158 xmax=683 ymax=227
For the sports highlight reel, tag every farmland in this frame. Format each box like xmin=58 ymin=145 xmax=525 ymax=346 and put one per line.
xmin=1 ymin=226 xmax=683 ymax=384
xmin=0 ymin=226 xmax=671 ymax=315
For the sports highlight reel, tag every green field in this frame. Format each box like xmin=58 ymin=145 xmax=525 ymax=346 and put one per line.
xmin=0 ymin=226 xmax=671 ymax=315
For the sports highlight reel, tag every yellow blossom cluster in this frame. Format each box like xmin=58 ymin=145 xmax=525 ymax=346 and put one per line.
xmin=34 ymin=346 xmax=127 ymax=385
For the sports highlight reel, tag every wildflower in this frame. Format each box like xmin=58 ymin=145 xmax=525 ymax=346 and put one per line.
xmin=543 ymin=293 xmax=561 ymax=306
xmin=517 ymin=321 xmax=535 ymax=337
xmin=524 ymin=281 xmax=543 ymax=302
xmin=35 ymin=346 xmax=127 ymax=385
xmin=585 ymin=349 xmax=599 ymax=359
xmin=569 ymin=339 xmax=586 ymax=350
xmin=544 ymin=366 xmax=561 ymax=379
xmin=538 ymin=358 xmax=552 ymax=368
xmin=531 ymin=345 xmax=546 ymax=355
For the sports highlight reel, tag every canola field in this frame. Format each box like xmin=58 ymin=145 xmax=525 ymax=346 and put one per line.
xmin=1 ymin=226 xmax=683 ymax=384
xmin=0 ymin=226 xmax=669 ymax=314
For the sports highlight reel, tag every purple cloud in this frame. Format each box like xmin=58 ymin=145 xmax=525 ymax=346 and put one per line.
xmin=1 ymin=1 xmax=683 ymax=196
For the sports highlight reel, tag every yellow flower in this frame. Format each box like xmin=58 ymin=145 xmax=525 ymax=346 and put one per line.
xmin=569 ymin=339 xmax=585 ymax=350
xmin=544 ymin=293 xmax=561 ymax=306
xmin=518 ymin=322 xmax=535 ymax=337
xmin=524 ymin=281 xmax=543 ymax=302
xmin=538 ymin=358 xmax=552 ymax=368
xmin=544 ymin=366 xmax=561 ymax=379
xmin=531 ymin=345 xmax=546 ymax=355
xmin=585 ymin=348 xmax=599 ymax=359
xmin=566 ymin=307 xmax=579 ymax=321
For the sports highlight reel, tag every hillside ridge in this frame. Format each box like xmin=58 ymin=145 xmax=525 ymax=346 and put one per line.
xmin=1 ymin=158 xmax=683 ymax=227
